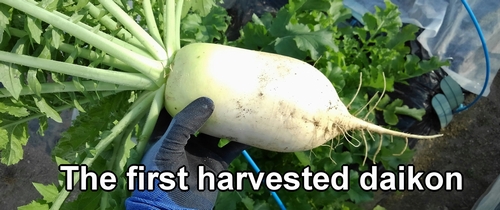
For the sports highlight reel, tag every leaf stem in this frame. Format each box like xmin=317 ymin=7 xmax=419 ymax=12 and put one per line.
xmin=57 ymin=44 xmax=137 ymax=73
xmin=101 ymin=121 xmax=136 ymax=210
xmin=7 ymin=27 xmax=137 ymax=73
xmin=0 ymin=51 xmax=156 ymax=90
xmin=49 ymin=91 xmax=155 ymax=210
xmin=135 ymin=85 xmax=165 ymax=161
xmin=0 ymin=81 xmax=137 ymax=98
xmin=98 ymin=0 xmax=167 ymax=61
xmin=51 ymin=12 xmax=152 ymax=58
xmin=84 ymin=2 xmax=144 ymax=50
xmin=5 ymin=0 xmax=164 ymax=83
xmin=143 ymin=0 xmax=163 ymax=47
xmin=163 ymin=0 xmax=176 ymax=57
xmin=174 ymin=0 xmax=183 ymax=51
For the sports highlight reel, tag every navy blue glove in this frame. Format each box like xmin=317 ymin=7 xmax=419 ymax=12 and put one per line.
xmin=125 ymin=97 xmax=248 ymax=210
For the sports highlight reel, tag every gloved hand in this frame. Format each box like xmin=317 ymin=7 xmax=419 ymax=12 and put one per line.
xmin=125 ymin=97 xmax=248 ymax=210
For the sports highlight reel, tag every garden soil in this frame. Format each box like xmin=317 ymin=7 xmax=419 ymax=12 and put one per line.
xmin=1 ymin=75 xmax=499 ymax=210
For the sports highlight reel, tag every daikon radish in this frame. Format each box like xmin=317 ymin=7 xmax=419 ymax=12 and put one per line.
xmin=165 ymin=43 xmax=442 ymax=152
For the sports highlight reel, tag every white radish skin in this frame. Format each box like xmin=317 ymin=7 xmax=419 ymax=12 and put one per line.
xmin=164 ymin=43 xmax=442 ymax=152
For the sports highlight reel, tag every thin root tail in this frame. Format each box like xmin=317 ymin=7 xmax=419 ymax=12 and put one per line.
xmin=350 ymin=116 xmax=443 ymax=139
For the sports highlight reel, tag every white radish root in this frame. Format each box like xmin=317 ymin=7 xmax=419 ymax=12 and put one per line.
xmin=165 ymin=43 xmax=443 ymax=153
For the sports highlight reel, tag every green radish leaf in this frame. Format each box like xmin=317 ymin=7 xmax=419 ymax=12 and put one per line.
xmin=301 ymin=0 xmax=332 ymax=12
xmin=377 ymin=94 xmax=392 ymax=109
xmin=274 ymin=36 xmax=307 ymax=60
xmin=38 ymin=0 xmax=60 ymax=11
xmin=33 ymin=96 xmax=63 ymax=123
xmin=0 ymin=127 xmax=7 ymax=150
xmin=0 ymin=4 xmax=10 ymax=43
xmin=382 ymin=99 xmax=403 ymax=125
xmin=32 ymin=183 xmax=59 ymax=203
xmin=268 ymin=0 xmax=306 ymax=38
xmin=72 ymin=77 xmax=86 ymax=92
xmin=68 ymin=10 xmax=85 ymax=23
xmin=383 ymin=110 xmax=399 ymax=126
xmin=0 ymin=123 xmax=28 ymax=165
xmin=327 ymin=0 xmax=351 ymax=24
xmin=69 ymin=92 xmax=86 ymax=112
xmin=367 ymin=71 xmax=395 ymax=91
xmin=322 ymin=62 xmax=346 ymax=91
xmin=362 ymin=13 xmax=378 ymax=34
xmin=401 ymin=54 xmax=421 ymax=79
xmin=180 ymin=14 xmax=202 ymax=43
xmin=191 ymin=0 xmax=215 ymax=17
xmin=50 ymin=28 xmax=62 ymax=49
xmin=62 ymin=190 xmax=103 ymax=210
xmin=363 ymin=0 xmax=402 ymax=37
xmin=380 ymin=139 xmax=414 ymax=170
xmin=239 ymin=21 xmax=274 ymax=51
xmin=53 ymin=92 xmax=130 ymax=163
xmin=66 ymin=0 xmax=89 ymax=12
xmin=288 ymin=24 xmax=336 ymax=59
xmin=36 ymin=116 xmax=48 ymax=137
xmin=50 ymin=72 xmax=65 ymax=85
xmin=395 ymin=105 xmax=426 ymax=121
xmin=202 ymin=6 xmax=230 ymax=42
xmin=386 ymin=24 xmax=419 ymax=49
xmin=26 ymin=15 xmax=43 ymax=44
xmin=419 ymin=56 xmax=450 ymax=72
xmin=269 ymin=9 xmax=293 ymax=38
xmin=253 ymin=201 xmax=271 ymax=210
xmin=217 ymin=138 xmax=230 ymax=148
xmin=0 ymin=62 xmax=23 ymax=100
xmin=27 ymin=69 xmax=42 ymax=98
xmin=181 ymin=0 xmax=193 ymax=19
xmin=0 ymin=101 xmax=29 ymax=117
xmin=373 ymin=205 xmax=388 ymax=210
xmin=293 ymin=151 xmax=311 ymax=166
xmin=215 ymin=191 xmax=239 ymax=210
xmin=347 ymin=177 xmax=374 ymax=203
xmin=17 ymin=201 xmax=49 ymax=210
xmin=241 ymin=196 xmax=255 ymax=209
xmin=180 ymin=6 xmax=229 ymax=44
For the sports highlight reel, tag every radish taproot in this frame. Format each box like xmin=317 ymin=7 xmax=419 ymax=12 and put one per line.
xmin=164 ymin=43 xmax=442 ymax=152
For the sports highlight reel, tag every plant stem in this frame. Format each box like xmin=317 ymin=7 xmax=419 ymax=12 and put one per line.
xmin=84 ymin=2 xmax=144 ymax=50
xmin=52 ymin=12 xmax=152 ymax=58
xmin=58 ymin=44 xmax=137 ymax=73
xmin=163 ymin=0 xmax=176 ymax=57
xmin=143 ymin=0 xmax=163 ymax=47
xmin=5 ymin=0 xmax=164 ymax=83
xmin=50 ymin=91 xmax=155 ymax=210
xmin=0 ymin=81 xmax=137 ymax=98
xmin=101 ymin=129 xmax=126 ymax=210
xmin=135 ymin=85 xmax=165 ymax=161
xmin=98 ymin=0 xmax=167 ymax=61
xmin=26 ymin=0 xmax=150 ymax=58
xmin=7 ymin=26 xmax=137 ymax=73
xmin=0 ymin=51 xmax=156 ymax=90
xmin=174 ymin=0 xmax=183 ymax=51
xmin=101 ymin=121 xmax=136 ymax=210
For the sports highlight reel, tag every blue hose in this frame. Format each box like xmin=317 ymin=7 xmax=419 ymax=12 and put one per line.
xmin=454 ymin=0 xmax=491 ymax=113
xmin=242 ymin=150 xmax=287 ymax=210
